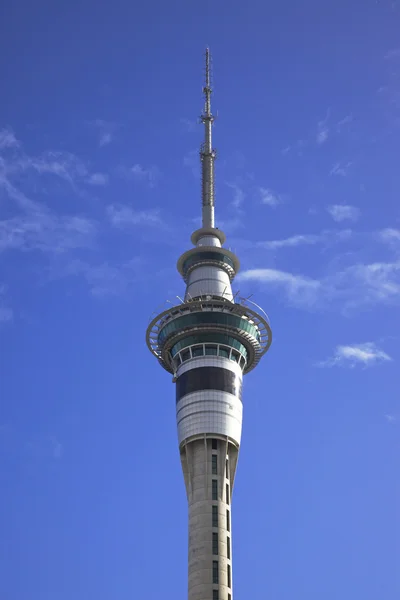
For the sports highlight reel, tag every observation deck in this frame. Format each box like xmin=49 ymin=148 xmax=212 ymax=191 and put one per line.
xmin=146 ymin=294 xmax=272 ymax=376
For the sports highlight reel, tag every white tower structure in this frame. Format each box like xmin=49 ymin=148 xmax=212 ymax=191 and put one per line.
xmin=146 ymin=49 xmax=272 ymax=600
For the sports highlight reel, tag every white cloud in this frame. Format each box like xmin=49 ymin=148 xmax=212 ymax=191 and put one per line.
xmin=257 ymin=229 xmax=352 ymax=250
xmin=107 ymin=204 xmax=162 ymax=228
xmin=238 ymin=259 xmax=400 ymax=312
xmin=64 ymin=258 xmax=142 ymax=296
xmin=317 ymin=342 xmax=392 ymax=368
xmin=238 ymin=268 xmax=321 ymax=307
xmin=180 ymin=118 xmax=197 ymax=133
xmin=317 ymin=127 xmax=329 ymax=144
xmin=226 ymin=183 xmax=245 ymax=209
xmin=336 ymin=114 xmax=353 ymax=131
xmin=327 ymin=204 xmax=360 ymax=222
xmin=183 ymin=149 xmax=200 ymax=179
xmin=258 ymin=187 xmax=282 ymax=207
xmin=330 ymin=162 xmax=352 ymax=177
xmin=385 ymin=48 xmax=400 ymax=60
xmin=379 ymin=228 xmax=400 ymax=245
xmin=129 ymin=163 xmax=160 ymax=187
xmin=3 ymin=150 xmax=103 ymax=191
xmin=0 ymin=285 xmax=12 ymax=324
xmin=86 ymin=172 xmax=108 ymax=186
xmin=91 ymin=119 xmax=117 ymax=147
xmin=384 ymin=414 xmax=397 ymax=424
xmin=0 ymin=213 xmax=97 ymax=254
xmin=0 ymin=147 xmax=97 ymax=254
xmin=0 ymin=128 xmax=20 ymax=150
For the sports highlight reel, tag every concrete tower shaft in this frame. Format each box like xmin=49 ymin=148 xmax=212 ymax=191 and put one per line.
xmin=145 ymin=49 xmax=272 ymax=600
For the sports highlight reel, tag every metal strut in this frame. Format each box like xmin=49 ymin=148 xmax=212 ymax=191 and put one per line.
xmin=200 ymin=48 xmax=216 ymax=229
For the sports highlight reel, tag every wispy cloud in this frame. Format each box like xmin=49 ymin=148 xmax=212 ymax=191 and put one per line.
xmin=183 ymin=149 xmax=200 ymax=179
xmin=238 ymin=268 xmax=321 ymax=307
xmin=238 ymin=259 xmax=400 ymax=312
xmin=227 ymin=183 xmax=245 ymax=210
xmin=180 ymin=118 xmax=198 ymax=133
xmin=384 ymin=413 xmax=397 ymax=424
xmin=317 ymin=342 xmax=392 ymax=368
xmin=86 ymin=172 xmax=108 ymax=186
xmin=0 ymin=128 xmax=20 ymax=150
xmin=126 ymin=163 xmax=160 ymax=187
xmin=3 ymin=149 xmax=103 ymax=193
xmin=0 ymin=285 xmax=13 ymax=324
xmin=327 ymin=204 xmax=360 ymax=222
xmin=0 ymin=212 xmax=97 ymax=254
xmin=330 ymin=162 xmax=352 ymax=177
xmin=316 ymin=110 xmax=330 ymax=145
xmin=258 ymin=187 xmax=282 ymax=207
xmin=379 ymin=228 xmax=400 ymax=245
xmin=335 ymin=114 xmax=353 ymax=132
xmin=257 ymin=229 xmax=352 ymax=250
xmin=0 ymin=142 xmax=97 ymax=255
xmin=91 ymin=119 xmax=117 ymax=147
xmin=64 ymin=258 xmax=142 ymax=296
xmin=107 ymin=204 xmax=162 ymax=228
xmin=384 ymin=48 xmax=400 ymax=60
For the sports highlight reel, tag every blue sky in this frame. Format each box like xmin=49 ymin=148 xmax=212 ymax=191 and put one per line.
xmin=1 ymin=0 xmax=399 ymax=598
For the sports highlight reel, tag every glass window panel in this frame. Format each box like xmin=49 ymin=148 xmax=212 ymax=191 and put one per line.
xmin=175 ymin=367 xmax=243 ymax=403
xmin=227 ymin=536 xmax=231 ymax=559
xmin=212 ymin=561 xmax=219 ymax=584
xmin=205 ymin=344 xmax=218 ymax=355
xmin=181 ymin=350 xmax=191 ymax=362
xmin=212 ymin=479 xmax=218 ymax=500
xmin=212 ymin=455 xmax=218 ymax=475
xmin=212 ymin=532 xmax=218 ymax=555
xmin=231 ymin=350 xmax=240 ymax=362
xmin=159 ymin=311 xmax=260 ymax=345
xmin=212 ymin=505 xmax=218 ymax=527
xmin=171 ymin=334 xmax=248 ymax=360
xmin=192 ymin=345 xmax=204 ymax=357
xmin=219 ymin=347 xmax=229 ymax=358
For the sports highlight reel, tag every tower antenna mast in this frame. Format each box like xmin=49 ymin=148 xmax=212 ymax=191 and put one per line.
xmin=200 ymin=47 xmax=216 ymax=229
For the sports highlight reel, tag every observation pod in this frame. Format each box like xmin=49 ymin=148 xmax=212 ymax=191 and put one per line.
xmin=145 ymin=49 xmax=272 ymax=600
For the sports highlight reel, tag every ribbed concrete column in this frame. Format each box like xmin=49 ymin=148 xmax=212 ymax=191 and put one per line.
xmin=181 ymin=438 xmax=237 ymax=600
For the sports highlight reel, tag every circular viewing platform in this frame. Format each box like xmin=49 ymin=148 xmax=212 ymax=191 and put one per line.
xmin=146 ymin=296 xmax=272 ymax=375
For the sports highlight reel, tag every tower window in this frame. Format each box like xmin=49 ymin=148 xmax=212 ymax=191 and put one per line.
xmin=212 ymin=561 xmax=219 ymax=584
xmin=192 ymin=345 xmax=203 ymax=357
xmin=181 ymin=349 xmax=191 ymax=362
xmin=205 ymin=344 xmax=218 ymax=355
xmin=212 ymin=439 xmax=218 ymax=450
xmin=212 ymin=455 xmax=218 ymax=475
xmin=212 ymin=505 xmax=218 ymax=527
xmin=213 ymin=591 xmax=219 ymax=600
xmin=227 ymin=536 xmax=230 ymax=559
xmin=226 ymin=459 xmax=229 ymax=479
xmin=226 ymin=483 xmax=230 ymax=505
xmin=227 ymin=564 xmax=231 ymax=588
xmin=212 ymin=479 xmax=218 ymax=501
xmin=226 ymin=509 xmax=230 ymax=532
xmin=212 ymin=532 xmax=218 ymax=555
xmin=231 ymin=350 xmax=240 ymax=362
xmin=219 ymin=346 xmax=230 ymax=358
xmin=228 ymin=595 xmax=231 ymax=600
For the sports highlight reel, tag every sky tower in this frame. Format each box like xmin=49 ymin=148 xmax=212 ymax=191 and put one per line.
xmin=146 ymin=49 xmax=272 ymax=600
